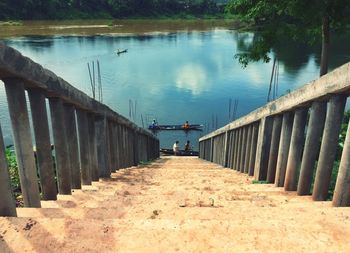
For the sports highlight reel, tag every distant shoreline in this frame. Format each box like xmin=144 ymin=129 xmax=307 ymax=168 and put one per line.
xmin=0 ymin=19 xmax=244 ymax=39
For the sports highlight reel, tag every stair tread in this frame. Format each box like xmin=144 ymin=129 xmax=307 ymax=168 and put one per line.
xmin=1 ymin=157 xmax=350 ymax=253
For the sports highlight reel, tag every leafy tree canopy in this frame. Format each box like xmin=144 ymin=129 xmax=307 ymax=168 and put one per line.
xmin=226 ymin=0 xmax=350 ymax=75
xmin=0 ymin=0 xmax=224 ymax=20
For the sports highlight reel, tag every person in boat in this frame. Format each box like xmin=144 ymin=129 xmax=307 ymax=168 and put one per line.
xmin=150 ymin=119 xmax=158 ymax=129
xmin=183 ymin=121 xmax=190 ymax=129
xmin=173 ymin=141 xmax=180 ymax=156
xmin=184 ymin=140 xmax=191 ymax=152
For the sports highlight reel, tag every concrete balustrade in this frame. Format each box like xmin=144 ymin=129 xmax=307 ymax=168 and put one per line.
xmin=49 ymin=97 xmax=72 ymax=194
xmin=76 ymin=109 xmax=92 ymax=185
xmin=227 ymin=131 xmax=234 ymax=168
xmin=284 ymin=108 xmax=308 ymax=191
xmin=313 ymin=95 xmax=346 ymax=201
xmin=266 ymin=115 xmax=282 ymax=183
xmin=88 ymin=113 xmax=99 ymax=181
xmin=28 ymin=89 xmax=58 ymax=199
xmin=333 ymin=116 xmax=350 ymax=206
xmin=236 ymin=128 xmax=243 ymax=171
xmin=63 ymin=104 xmax=81 ymax=189
xmin=254 ymin=117 xmax=273 ymax=181
xmin=5 ymin=79 xmax=41 ymax=207
xmin=233 ymin=130 xmax=239 ymax=170
xmin=244 ymin=125 xmax=253 ymax=174
xmin=240 ymin=127 xmax=248 ymax=173
xmin=274 ymin=112 xmax=294 ymax=187
xmin=199 ymin=60 xmax=350 ymax=207
xmin=297 ymin=101 xmax=326 ymax=195
xmin=248 ymin=123 xmax=259 ymax=176
xmin=0 ymin=43 xmax=159 ymax=217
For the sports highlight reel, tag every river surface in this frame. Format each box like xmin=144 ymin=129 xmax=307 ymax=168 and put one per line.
xmin=1 ymin=20 xmax=350 ymax=150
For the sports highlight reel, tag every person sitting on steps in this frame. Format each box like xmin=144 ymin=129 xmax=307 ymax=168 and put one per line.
xmin=184 ymin=140 xmax=191 ymax=152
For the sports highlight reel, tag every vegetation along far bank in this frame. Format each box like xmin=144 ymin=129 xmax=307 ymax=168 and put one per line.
xmin=0 ymin=0 xmax=230 ymax=20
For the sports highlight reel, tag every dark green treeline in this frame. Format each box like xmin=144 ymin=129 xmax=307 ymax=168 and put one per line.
xmin=0 ymin=0 xmax=228 ymax=20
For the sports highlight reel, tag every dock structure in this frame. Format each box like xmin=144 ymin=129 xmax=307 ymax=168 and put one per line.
xmin=199 ymin=60 xmax=350 ymax=207
xmin=0 ymin=43 xmax=350 ymax=252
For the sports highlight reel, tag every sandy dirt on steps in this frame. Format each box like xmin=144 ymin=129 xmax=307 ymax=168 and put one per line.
xmin=0 ymin=156 xmax=350 ymax=253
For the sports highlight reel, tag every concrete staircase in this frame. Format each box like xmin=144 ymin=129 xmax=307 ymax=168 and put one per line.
xmin=1 ymin=157 xmax=350 ymax=253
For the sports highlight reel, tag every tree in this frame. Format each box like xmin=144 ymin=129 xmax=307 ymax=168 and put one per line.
xmin=226 ymin=0 xmax=350 ymax=76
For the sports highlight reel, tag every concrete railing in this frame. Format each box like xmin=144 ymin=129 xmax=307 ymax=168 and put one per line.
xmin=0 ymin=43 xmax=159 ymax=217
xmin=199 ymin=62 xmax=350 ymax=207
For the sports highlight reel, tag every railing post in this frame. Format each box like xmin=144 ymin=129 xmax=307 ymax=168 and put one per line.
xmin=235 ymin=128 xmax=243 ymax=171
xmin=63 ymin=104 xmax=81 ymax=189
xmin=88 ymin=113 xmax=99 ymax=181
xmin=76 ymin=109 xmax=92 ymax=184
xmin=28 ymin=89 xmax=57 ymax=200
xmin=133 ymin=129 xmax=139 ymax=166
xmin=227 ymin=131 xmax=233 ymax=168
xmin=240 ymin=127 xmax=248 ymax=173
xmin=122 ymin=126 xmax=128 ymax=166
xmin=275 ymin=112 xmax=294 ymax=187
xmin=244 ymin=125 xmax=253 ymax=174
xmin=333 ymin=116 xmax=350 ymax=207
xmin=0 ymin=124 xmax=17 ymax=216
xmin=297 ymin=101 xmax=327 ymax=195
xmin=284 ymin=108 xmax=308 ymax=191
xmin=127 ymin=128 xmax=132 ymax=165
xmin=254 ymin=117 xmax=273 ymax=181
xmin=4 ymin=79 xmax=41 ymax=207
xmin=49 ymin=97 xmax=72 ymax=195
xmin=210 ymin=137 xmax=214 ymax=162
xmin=113 ymin=123 xmax=120 ymax=170
xmin=313 ymin=95 xmax=346 ymax=201
xmin=248 ymin=123 xmax=259 ymax=176
xmin=108 ymin=121 xmax=116 ymax=173
xmin=117 ymin=124 xmax=123 ymax=168
xmin=95 ymin=115 xmax=110 ymax=178
xmin=232 ymin=130 xmax=238 ymax=169
xmin=266 ymin=115 xmax=283 ymax=183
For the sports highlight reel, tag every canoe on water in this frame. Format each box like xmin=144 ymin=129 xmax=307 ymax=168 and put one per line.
xmin=116 ymin=49 xmax=128 ymax=55
xmin=148 ymin=124 xmax=203 ymax=131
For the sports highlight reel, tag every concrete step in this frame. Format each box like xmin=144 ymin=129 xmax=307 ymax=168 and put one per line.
xmin=1 ymin=217 xmax=349 ymax=253
xmin=2 ymin=157 xmax=350 ymax=252
xmin=39 ymin=196 xmax=314 ymax=209
xmin=16 ymin=200 xmax=341 ymax=220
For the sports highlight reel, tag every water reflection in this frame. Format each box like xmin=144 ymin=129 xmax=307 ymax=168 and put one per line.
xmin=1 ymin=29 xmax=350 ymax=150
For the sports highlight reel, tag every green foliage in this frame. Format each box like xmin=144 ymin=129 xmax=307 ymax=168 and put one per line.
xmin=5 ymin=147 xmax=23 ymax=206
xmin=0 ymin=0 xmax=226 ymax=20
xmin=252 ymin=180 xmax=269 ymax=184
xmin=226 ymin=0 xmax=350 ymax=68
xmin=0 ymin=21 xmax=22 ymax=26
xmin=139 ymin=160 xmax=154 ymax=166
xmin=338 ymin=110 xmax=350 ymax=157
xmin=328 ymin=160 xmax=340 ymax=200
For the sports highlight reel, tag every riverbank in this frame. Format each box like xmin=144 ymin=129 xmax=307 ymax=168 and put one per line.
xmin=0 ymin=19 xmax=242 ymax=38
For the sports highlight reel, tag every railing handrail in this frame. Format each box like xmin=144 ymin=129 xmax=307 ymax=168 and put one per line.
xmin=0 ymin=42 xmax=154 ymax=138
xmin=200 ymin=62 xmax=350 ymax=141
xmin=0 ymin=43 xmax=159 ymax=216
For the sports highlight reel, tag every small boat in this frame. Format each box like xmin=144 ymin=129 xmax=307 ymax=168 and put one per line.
xmin=148 ymin=124 xmax=203 ymax=131
xmin=160 ymin=148 xmax=199 ymax=156
xmin=116 ymin=49 xmax=128 ymax=55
